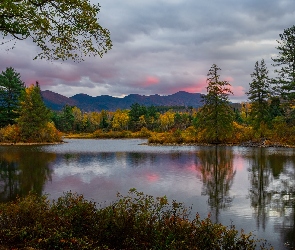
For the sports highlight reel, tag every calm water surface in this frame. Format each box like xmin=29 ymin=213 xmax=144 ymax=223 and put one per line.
xmin=0 ymin=139 xmax=295 ymax=249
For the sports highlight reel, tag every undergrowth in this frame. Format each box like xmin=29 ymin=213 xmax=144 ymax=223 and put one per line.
xmin=0 ymin=189 xmax=273 ymax=249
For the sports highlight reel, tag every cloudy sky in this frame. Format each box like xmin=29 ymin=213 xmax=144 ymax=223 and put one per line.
xmin=1 ymin=0 xmax=295 ymax=102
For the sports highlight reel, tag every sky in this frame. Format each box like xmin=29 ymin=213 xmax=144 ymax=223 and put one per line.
xmin=1 ymin=0 xmax=295 ymax=102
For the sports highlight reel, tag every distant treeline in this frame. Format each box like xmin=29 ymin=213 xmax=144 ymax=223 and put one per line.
xmin=52 ymin=104 xmax=195 ymax=133
xmin=1 ymin=25 xmax=295 ymax=144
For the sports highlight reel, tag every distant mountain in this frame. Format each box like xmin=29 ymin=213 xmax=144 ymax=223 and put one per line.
xmin=41 ymin=90 xmax=203 ymax=111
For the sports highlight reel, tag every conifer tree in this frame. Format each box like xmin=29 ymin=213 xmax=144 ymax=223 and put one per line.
xmin=0 ymin=67 xmax=25 ymax=127
xmin=196 ymin=64 xmax=234 ymax=143
xmin=17 ymin=82 xmax=51 ymax=141
xmin=246 ymin=59 xmax=270 ymax=132
xmin=272 ymin=25 xmax=295 ymax=103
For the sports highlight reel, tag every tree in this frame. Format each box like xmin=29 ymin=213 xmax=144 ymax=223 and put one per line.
xmin=112 ymin=109 xmax=129 ymax=131
xmin=0 ymin=0 xmax=112 ymax=61
xmin=17 ymin=82 xmax=51 ymax=141
xmin=246 ymin=59 xmax=271 ymax=132
xmin=99 ymin=110 xmax=110 ymax=130
xmin=159 ymin=110 xmax=174 ymax=132
xmin=0 ymin=67 xmax=25 ymax=127
xmin=128 ymin=103 xmax=147 ymax=131
xmin=56 ymin=105 xmax=75 ymax=132
xmin=272 ymin=25 xmax=295 ymax=102
xmin=196 ymin=64 xmax=234 ymax=143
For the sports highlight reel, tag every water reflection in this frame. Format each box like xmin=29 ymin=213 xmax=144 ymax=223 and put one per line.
xmin=195 ymin=146 xmax=236 ymax=221
xmin=247 ymin=148 xmax=295 ymax=248
xmin=1 ymin=140 xmax=295 ymax=249
xmin=0 ymin=150 xmax=55 ymax=202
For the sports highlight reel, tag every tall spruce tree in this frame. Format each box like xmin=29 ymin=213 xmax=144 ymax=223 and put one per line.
xmin=246 ymin=59 xmax=270 ymax=132
xmin=272 ymin=25 xmax=295 ymax=103
xmin=196 ymin=64 xmax=234 ymax=143
xmin=17 ymin=82 xmax=51 ymax=142
xmin=0 ymin=67 xmax=25 ymax=127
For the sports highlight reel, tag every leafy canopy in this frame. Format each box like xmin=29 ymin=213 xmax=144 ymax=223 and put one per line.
xmin=0 ymin=0 xmax=112 ymax=61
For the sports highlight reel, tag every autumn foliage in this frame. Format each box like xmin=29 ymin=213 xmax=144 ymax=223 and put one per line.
xmin=0 ymin=190 xmax=272 ymax=249
xmin=0 ymin=84 xmax=62 ymax=143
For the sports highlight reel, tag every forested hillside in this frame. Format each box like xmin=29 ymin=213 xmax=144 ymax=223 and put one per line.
xmin=41 ymin=90 xmax=203 ymax=111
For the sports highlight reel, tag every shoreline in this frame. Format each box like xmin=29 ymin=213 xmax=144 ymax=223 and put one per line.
xmin=147 ymin=139 xmax=295 ymax=148
xmin=1 ymin=138 xmax=294 ymax=148
xmin=0 ymin=141 xmax=64 ymax=146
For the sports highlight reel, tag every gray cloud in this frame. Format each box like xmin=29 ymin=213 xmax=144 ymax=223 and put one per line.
xmin=1 ymin=0 xmax=295 ymax=101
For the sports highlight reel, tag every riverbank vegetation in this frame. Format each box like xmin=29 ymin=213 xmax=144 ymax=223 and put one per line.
xmin=55 ymin=26 xmax=295 ymax=146
xmin=0 ymin=189 xmax=272 ymax=250
xmin=0 ymin=68 xmax=61 ymax=143
xmin=1 ymin=25 xmax=295 ymax=146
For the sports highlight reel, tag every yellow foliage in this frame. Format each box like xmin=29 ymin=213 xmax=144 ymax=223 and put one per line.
xmin=0 ymin=122 xmax=62 ymax=143
xmin=135 ymin=127 xmax=152 ymax=138
xmin=0 ymin=124 xmax=20 ymax=142
xmin=112 ymin=110 xmax=129 ymax=131
xmin=39 ymin=122 xmax=62 ymax=142
xmin=231 ymin=122 xmax=254 ymax=143
xmin=159 ymin=111 xmax=174 ymax=131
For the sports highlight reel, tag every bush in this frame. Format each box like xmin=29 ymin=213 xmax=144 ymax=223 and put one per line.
xmin=134 ymin=127 xmax=152 ymax=138
xmin=0 ymin=124 xmax=21 ymax=143
xmin=93 ymin=129 xmax=132 ymax=138
xmin=0 ymin=122 xmax=62 ymax=143
xmin=0 ymin=190 xmax=273 ymax=250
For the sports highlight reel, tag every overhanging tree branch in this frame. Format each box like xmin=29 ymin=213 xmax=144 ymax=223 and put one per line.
xmin=0 ymin=0 xmax=112 ymax=61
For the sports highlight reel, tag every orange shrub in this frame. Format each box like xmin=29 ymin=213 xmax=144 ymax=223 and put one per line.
xmin=231 ymin=122 xmax=254 ymax=144
xmin=0 ymin=124 xmax=21 ymax=143
xmin=39 ymin=122 xmax=63 ymax=142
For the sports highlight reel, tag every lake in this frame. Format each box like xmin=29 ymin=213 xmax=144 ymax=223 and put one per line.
xmin=0 ymin=139 xmax=294 ymax=249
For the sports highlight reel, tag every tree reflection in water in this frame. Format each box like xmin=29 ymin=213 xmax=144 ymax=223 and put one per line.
xmin=247 ymin=148 xmax=295 ymax=248
xmin=195 ymin=146 xmax=236 ymax=222
xmin=0 ymin=150 xmax=55 ymax=202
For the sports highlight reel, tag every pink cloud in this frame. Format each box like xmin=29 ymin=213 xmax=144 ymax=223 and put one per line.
xmin=229 ymin=85 xmax=245 ymax=97
xmin=224 ymin=76 xmax=234 ymax=82
xmin=169 ymin=78 xmax=208 ymax=94
xmin=141 ymin=76 xmax=159 ymax=87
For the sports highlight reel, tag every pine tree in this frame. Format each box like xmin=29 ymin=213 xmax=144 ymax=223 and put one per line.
xmin=246 ymin=59 xmax=270 ymax=132
xmin=17 ymin=82 xmax=51 ymax=142
xmin=196 ymin=64 xmax=234 ymax=143
xmin=0 ymin=67 xmax=25 ymax=127
xmin=272 ymin=25 xmax=295 ymax=102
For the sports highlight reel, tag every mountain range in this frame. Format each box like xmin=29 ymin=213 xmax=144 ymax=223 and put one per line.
xmin=41 ymin=90 xmax=204 ymax=111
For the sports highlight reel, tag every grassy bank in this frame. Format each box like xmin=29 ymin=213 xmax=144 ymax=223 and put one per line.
xmin=0 ymin=189 xmax=273 ymax=250
xmin=62 ymin=127 xmax=295 ymax=148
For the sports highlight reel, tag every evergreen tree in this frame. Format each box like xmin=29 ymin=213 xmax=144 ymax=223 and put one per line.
xmin=269 ymin=97 xmax=284 ymax=120
xmin=17 ymin=82 xmax=51 ymax=141
xmin=128 ymin=103 xmax=147 ymax=131
xmin=246 ymin=59 xmax=270 ymax=131
xmin=99 ymin=110 xmax=110 ymax=130
xmin=58 ymin=105 xmax=75 ymax=132
xmin=0 ymin=67 xmax=25 ymax=127
xmin=272 ymin=25 xmax=295 ymax=103
xmin=196 ymin=64 xmax=234 ymax=143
